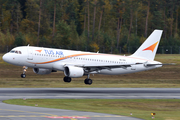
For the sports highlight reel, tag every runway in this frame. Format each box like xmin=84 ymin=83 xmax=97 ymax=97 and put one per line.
xmin=1 ymin=88 xmax=180 ymax=120
xmin=1 ymin=88 xmax=180 ymax=100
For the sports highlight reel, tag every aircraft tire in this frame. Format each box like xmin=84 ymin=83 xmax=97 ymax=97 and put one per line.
xmin=21 ymin=74 xmax=26 ymax=78
xmin=63 ymin=76 xmax=71 ymax=83
xmin=84 ymin=78 xmax=92 ymax=85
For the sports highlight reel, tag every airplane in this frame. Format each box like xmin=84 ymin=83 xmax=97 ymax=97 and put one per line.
xmin=3 ymin=29 xmax=165 ymax=85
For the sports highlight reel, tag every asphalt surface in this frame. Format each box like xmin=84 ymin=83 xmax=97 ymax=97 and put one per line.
xmin=1 ymin=88 xmax=180 ymax=120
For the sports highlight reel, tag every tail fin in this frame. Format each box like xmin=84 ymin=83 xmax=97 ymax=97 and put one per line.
xmin=131 ymin=29 xmax=163 ymax=60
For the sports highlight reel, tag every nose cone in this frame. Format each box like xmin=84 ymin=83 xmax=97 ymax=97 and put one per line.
xmin=2 ymin=54 xmax=9 ymax=63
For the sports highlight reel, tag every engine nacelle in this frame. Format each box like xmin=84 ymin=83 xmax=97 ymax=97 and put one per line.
xmin=33 ymin=68 xmax=52 ymax=75
xmin=64 ymin=66 xmax=84 ymax=78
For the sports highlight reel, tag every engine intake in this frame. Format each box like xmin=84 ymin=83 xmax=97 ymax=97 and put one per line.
xmin=64 ymin=66 xmax=84 ymax=78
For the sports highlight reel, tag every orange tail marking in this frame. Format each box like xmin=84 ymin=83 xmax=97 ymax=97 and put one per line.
xmin=143 ymin=41 xmax=158 ymax=52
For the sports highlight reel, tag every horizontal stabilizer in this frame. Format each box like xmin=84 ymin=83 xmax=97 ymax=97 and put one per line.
xmin=145 ymin=63 xmax=175 ymax=67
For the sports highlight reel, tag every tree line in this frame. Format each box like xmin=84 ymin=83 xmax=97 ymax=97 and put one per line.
xmin=0 ymin=0 xmax=180 ymax=53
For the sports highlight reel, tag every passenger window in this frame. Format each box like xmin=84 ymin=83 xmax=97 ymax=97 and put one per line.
xmin=19 ymin=51 xmax=22 ymax=54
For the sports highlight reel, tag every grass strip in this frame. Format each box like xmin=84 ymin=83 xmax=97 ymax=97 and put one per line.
xmin=4 ymin=99 xmax=180 ymax=120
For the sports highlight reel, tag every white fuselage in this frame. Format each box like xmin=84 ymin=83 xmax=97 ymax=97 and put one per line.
xmin=2 ymin=46 xmax=162 ymax=75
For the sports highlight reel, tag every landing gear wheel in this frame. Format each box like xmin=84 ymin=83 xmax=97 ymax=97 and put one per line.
xmin=84 ymin=78 xmax=92 ymax=85
xmin=21 ymin=66 xmax=28 ymax=78
xmin=21 ymin=74 xmax=26 ymax=78
xmin=63 ymin=76 xmax=71 ymax=83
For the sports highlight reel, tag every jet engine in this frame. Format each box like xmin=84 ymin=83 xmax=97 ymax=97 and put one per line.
xmin=33 ymin=68 xmax=52 ymax=75
xmin=64 ymin=66 xmax=84 ymax=78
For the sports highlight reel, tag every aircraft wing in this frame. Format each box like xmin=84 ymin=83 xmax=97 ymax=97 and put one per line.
xmin=64 ymin=63 xmax=143 ymax=69
xmin=80 ymin=64 xmax=131 ymax=68
xmin=71 ymin=63 xmax=142 ymax=73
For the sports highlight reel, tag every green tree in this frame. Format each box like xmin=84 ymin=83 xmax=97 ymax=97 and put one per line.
xmin=22 ymin=0 xmax=39 ymax=36
xmin=69 ymin=21 xmax=80 ymax=49
xmin=54 ymin=20 xmax=71 ymax=47
xmin=14 ymin=32 xmax=25 ymax=46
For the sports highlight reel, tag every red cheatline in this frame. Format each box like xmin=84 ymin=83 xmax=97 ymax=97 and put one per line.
xmin=46 ymin=116 xmax=89 ymax=119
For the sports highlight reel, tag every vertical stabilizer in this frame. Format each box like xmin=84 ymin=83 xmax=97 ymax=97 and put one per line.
xmin=131 ymin=30 xmax=163 ymax=60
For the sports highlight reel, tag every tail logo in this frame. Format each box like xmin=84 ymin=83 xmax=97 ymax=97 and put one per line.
xmin=143 ymin=41 xmax=158 ymax=52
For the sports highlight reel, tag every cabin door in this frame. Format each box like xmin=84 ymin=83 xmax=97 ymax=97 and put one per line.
xmin=27 ymin=48 xmax=33 ymax=60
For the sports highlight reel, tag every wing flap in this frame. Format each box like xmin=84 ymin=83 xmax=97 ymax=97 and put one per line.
xmin=82 ymin=64 xmax=131 ymax=69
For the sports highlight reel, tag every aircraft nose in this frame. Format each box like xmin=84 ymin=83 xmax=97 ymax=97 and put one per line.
xmin=2 ymin=54 xmax=9 ymax=63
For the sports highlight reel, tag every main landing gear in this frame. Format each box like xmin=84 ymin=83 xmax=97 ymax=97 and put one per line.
xmin=84 ymin=74 xmax=92 ymax=85
xmin=84 ymin=78 xmax=92 ymax=85
xmin=63 ymin=74 xmax=93 ymax=85
xmin=63 ymin=76 xmax=71 ymax=83
xmin=21 ymin=66 xmax=28 ymax=78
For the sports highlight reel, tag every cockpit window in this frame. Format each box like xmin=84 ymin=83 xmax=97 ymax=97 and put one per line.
xmin=10 ymin=50 xmax=15 ymax=53
xmin=10 ymin=50 xmax=22 ymax=54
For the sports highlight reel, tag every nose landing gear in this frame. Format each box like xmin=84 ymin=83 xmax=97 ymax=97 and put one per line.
xmin=21 ymin=66 xmax=28 ymax=78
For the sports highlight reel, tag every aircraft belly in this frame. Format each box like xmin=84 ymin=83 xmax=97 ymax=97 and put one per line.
xmin=35 ymin=64 xmax=53 ymax=69
xmin=25 ymin=61 xmax=53 ymax=69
